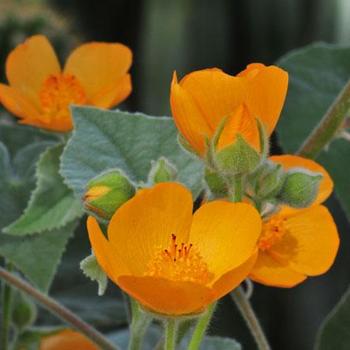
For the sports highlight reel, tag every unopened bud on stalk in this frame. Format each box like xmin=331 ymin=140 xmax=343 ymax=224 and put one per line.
xmin=83 ymin=169 xmax=135 ymax=219
xmin=205 ymin=167 xmax=227 ymax=197
xmin=278 ymin=169 xmax=323 ymax=208
xmin=148 ymin=157 xmax=177 ymax=184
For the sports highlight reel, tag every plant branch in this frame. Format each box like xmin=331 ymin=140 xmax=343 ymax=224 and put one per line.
xmin=0 ymin=267 xmax=118 ymax=350
xmin=231 ymin=286 xmax=270 ymax=350
xmin=297 ymin=79 xmax=350 ymax=159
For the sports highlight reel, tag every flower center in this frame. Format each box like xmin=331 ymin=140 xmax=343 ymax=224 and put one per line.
xmin=146 ymin=234 xmax=212 ymax=285
xmin=258 ymin=215 xmax=288 ymax=251
xmin=39 ymin=74 xmax=87 ymax=121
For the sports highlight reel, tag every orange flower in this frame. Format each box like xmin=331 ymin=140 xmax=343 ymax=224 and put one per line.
xmin=170 ymin=63 xmax=288 ymax=156
xmin=40 ymin=329 xmax=97 ymax=350
xmin=87 ymin=182 xmax=261 ymax=316
xmin=249 ymin=155 xmax=339 ymax=287
xmin=0 ymin=35 xmax=132 ymax=132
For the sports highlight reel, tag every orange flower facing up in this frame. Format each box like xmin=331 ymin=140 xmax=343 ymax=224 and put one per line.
xmin=170 ymin=63 xmax=288 ymax=156
xmin=250 ymin=155 xmax=339 ymax=287
xmin=40 ymin=329 xmax=97 ymax=350
xmin=0 ymin=35 xmax=132 ymax=131
xmin=87 ymin=182 xmax=261 ymax=316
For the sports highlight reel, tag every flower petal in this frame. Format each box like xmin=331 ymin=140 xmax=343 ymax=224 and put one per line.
xmin=0 ymin=84 xmax=41 ymax=121
xmin=249 ymin=251 xmax=306 ymax=288
xmin=212 ymin=252 xmax=258 ymax=298
xmin=189 ymin=202 xmax=261 ymax=278
xmin=40 ymin=329 xmax=97 ymax=350
xmin=118 ymin=275 xmax=213 ymax=316
xmin=244 ymin=65 xmax=288 ymax=135
xmin=64 ymin=42 xmax=132 ymax=107
xmin=107 ymin=183 xmax=193 ymax=275
xmin=87 ymin=216 xmax=130 ymax=281
xmin=270 ymin=205 xmax=339 ymax=276
xmin=170 ymin=72 xmax=212 ymax=155
xmin=269 ymin=155 xmax=333 ymax=204
xmin=6 ymin=35 xmax=60 ymax=107
xmin=218 ymin=104 xmax=260 ymax=151
xmin=178 ymin=68 xmax=245 ymax=131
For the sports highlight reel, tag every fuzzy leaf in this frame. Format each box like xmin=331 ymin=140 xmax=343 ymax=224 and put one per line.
xmin=61 ymin=107 xmax=203 ymax=198
xmin=4 ymin=144 xmax=83 ymax=235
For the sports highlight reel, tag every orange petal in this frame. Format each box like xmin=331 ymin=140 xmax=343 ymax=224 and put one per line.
xmin=118 ymin=275 xmax=213 ymax=316
xmin=212 ymin=252 xmax=258 ymax=298
xmin=178 ymin=68 xmax=245 ymax=131
xmin=217 ymin=104 xmax=260 ymax=151
xmin=0 ymin=84 xmax=41 ymax=122
xmin=6 ymin=35 xmax=60 ymax=108
xmin=107 ymin=183 xmax=193 ymax=275
xmin=170 ymin=72 xmax=212 ymax=155
xmin=269 ymin=155 xmax=333 ymax=204
xmin=244 ymin=65 xmax=288 ymax=134
xmin=190 ymin=201 xmax=261 ymax=278
xmin=40 ymin=329 xmax=97 ymax=350
xmin=270 ymin=205 xmax=339 ymax=276
xmin=249 ymin=251 xmax=306 ymax=288
xmin=64 ymin=42 xmax=132 ymax=108
xmin=87 ymin=216 xmax=130 ymax=281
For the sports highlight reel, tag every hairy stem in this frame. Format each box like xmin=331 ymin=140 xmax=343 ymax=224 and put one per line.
xmin=1 ymin=263 xmax=13 ymax=350
xmin=164 ymin=319 xmax=177 ymax=350
xmin=188 ymin=303 xmax=216 ymax=350
xmin=297 ymin=78 xmax=350 ymax=158
xmin=0 ymin=267 xmax=118 ymax=350
xmin=231 ymin=286 xmax=270 ymax=350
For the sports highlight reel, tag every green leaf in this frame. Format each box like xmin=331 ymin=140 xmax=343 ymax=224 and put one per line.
xmin=4 ymin=144 xmax=83 ymax=235
xmin=0 ymin=221 xmax=76 ymax=292
xmin=61 ymin=107 xmax=204 ymax=198
xmin=0 ymin=140 xmax=54 ymax=231
xmin=80 ymin=253 xmax=108 ymax=296
xmin=316 ymin=287 xmax=350 ymax=350
xmin=277 ymin=43 xmax=350 ymax=217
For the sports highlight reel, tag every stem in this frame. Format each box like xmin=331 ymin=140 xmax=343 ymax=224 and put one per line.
xmin=188 ymin=303 xmax=216 ymax=350
xmin=1 ymin=263 xmax=14 ymax=350
xmin=297 ymin=78 xmax=350 ymax=159
xmin=230 ymin=176 xmax=243 ymax=202
xmin=164 ymin=319 xmax=177 ymax=350
xmin=231 ymin=286 xmax=270 ymax=350
xmin=128 ymin=299 xmax=152 ymax=350
xmin=0 ymin=267 xmax=118 ymax=350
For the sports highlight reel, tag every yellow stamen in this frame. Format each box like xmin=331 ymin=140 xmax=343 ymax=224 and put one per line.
xmin=258 ymin=215 xmax=288 ymax=251
xmin=146 ymin=234 xmax=212 ymax=284
xmin=39 ymin=73 xmax=87 ymax=121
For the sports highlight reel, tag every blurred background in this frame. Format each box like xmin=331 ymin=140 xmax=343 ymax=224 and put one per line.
xmin=1 ymin=0 xmax=350 ymax=349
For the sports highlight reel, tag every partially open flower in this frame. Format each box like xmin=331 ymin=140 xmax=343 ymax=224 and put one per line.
xmin=0 ymin=35 xmax=132 ymax=132
xmin=40 ymin=329 xmax=97 ymax=350
xmin=250 ymin=155 xmax=339 ymax=287
xmin=170 ymin=64 xmax=288 ymax=157
xmin=87 ymin=182 xmax=261 ymax=316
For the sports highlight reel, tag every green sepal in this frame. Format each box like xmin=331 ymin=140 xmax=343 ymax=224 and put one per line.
xmin=84 ymin=169 xmax=136 ymax=220
xmin=278 ymin=168 xmax=323 ymax=208
xmin=216 ymin=134 xmax=261 ymax=176
xmin=204 ymin=167 xmax=228 ymax=197
xmin=12 ymin=291 xmax=37 ymax=332
xmin=80 ymin=253 xmax=108 ymax=296
xmin=148 ymin=157 xmax=178 ymax=184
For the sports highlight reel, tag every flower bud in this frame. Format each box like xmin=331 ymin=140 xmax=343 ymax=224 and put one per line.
xmin=205 ymin=167 xmax=227 ymax=197
xmin=83 ymin=169 xmax=135 ymax=219
xmin=148 ymin=157 xmax=177 ymax=184
xmin=215 ymin=135 xmax=261 ymax=176
xmin=278 ymin=169 xmax=323 ymax=208
xmin=12 ymin=292 xmax=37 ymax=331
xmin=255 ymin=161 xmax=285 ymax=199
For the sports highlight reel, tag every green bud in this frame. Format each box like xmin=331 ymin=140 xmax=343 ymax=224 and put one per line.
xmin=216 ymin=134 xmax=261 ymax=175
xmin=148 ymin=157 xmax=177 ymax=184
xmin=204 ymin=167 xmax=227 ymax=197
xmin=83 ymin=169 xmax=135 ymax=219
xmin=255 ymin=161 xmax=285 ymax=199
xmin=12 ymin=292 xmax=37 ymax=331
xmin=278 ymin=169 xmax=323 ymax=208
